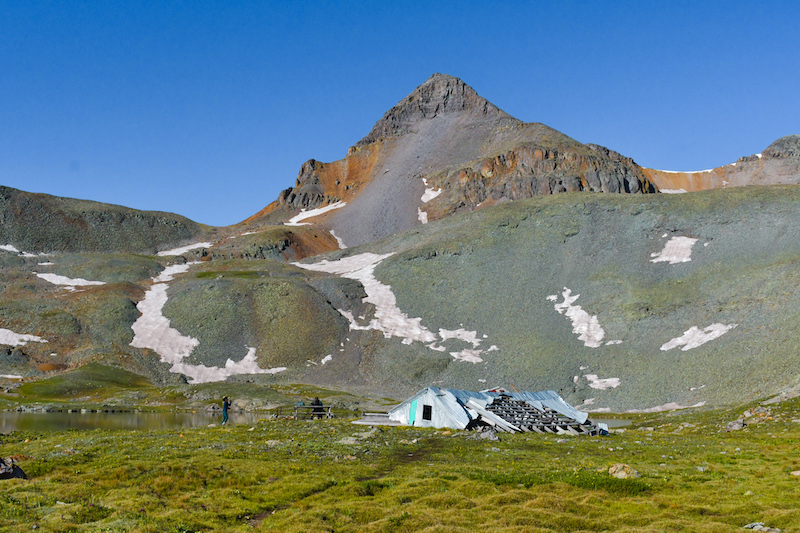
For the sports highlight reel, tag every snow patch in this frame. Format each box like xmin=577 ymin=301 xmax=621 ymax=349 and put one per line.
xmin=0 ymin=374 xmax=23 ymax=380
xmin=438 ymin=328 xmax=481 ymax=348
xmin=157 ymin=242 xmax=212 ymax=256
xmin=38 ymin=262 xmax=55 ymax=266
xmin=625 ymin=401 xmax=706 ymax=413
xmin=130 ymin=282 xmax=199 ymax=363
xmin=294 ymin=252 xmax=497 ymax=363
xmin=169 ymin=347 xmax=286 ymax=384
xmin=449 ymin=349 xmax=484 ymax=363
xmin=285 ymin=201 xmax=346 ymax=226
xmin=660 ymin=323 xmax=737 ymax=351
xmin=329 ymin=230 xmax=347 ymax=249
xmin=650 ymin=236 xmax=698 ymax=264
xmin=605 ymin=340 xmax=623 ymax=345
xmin=660 ymin=188 xmax=687 ymax=194
xmin=421 ymin=187 xmax=442 ymax=203
xmin=0 ymin=328 xmax=47 ymax=346
xmin=585 ymin=374 xmax=621 ymax=390
xmin=154 ymin=263 xmax=195 ymax=283
xmin=130 ymin=262 xmax=285 ymax=383
xmin=417 ymin=207 xmax=428 ymax=224
xmin=2 ymin=245 xmax=45 ymax=257
xmin=294 ymin=253 xmax=435 ymax=344
xmin=548 ymin=288 xmax=606 ymax=347
xmin=321 ymin=354 xmax=333 ymax=365
xmin=35 ymin=273 xmax=105 ymax=288
xmin=658 ymin=168 xmax=714 ymax=174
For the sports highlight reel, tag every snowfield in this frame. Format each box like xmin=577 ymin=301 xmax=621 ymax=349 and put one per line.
xmin=294 ymin=252 xmax=498 ymax=363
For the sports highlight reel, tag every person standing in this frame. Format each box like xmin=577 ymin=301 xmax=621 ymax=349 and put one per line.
xmin=311 ymin=396 xmax=324 ymax=419
xmin=222 ymin=396 xmax=231 ymax=425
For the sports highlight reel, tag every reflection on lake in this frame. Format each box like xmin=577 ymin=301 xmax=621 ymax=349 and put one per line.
xmin=0 ymin=411 xmax=272 ymax=433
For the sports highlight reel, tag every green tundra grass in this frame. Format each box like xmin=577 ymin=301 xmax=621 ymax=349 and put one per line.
xmin=2 ymin=396 xmax=800 ymax=532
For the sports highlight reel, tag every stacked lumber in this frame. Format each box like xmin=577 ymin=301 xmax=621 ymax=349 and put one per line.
xmin=483 ymin=395 xmax=596 ymax=435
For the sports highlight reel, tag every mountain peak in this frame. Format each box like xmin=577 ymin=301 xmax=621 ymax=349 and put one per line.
xmin=353 ymin=73 xmax=512 ymax=148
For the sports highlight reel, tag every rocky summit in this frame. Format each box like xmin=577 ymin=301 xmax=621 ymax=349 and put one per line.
xmin=2 ymin=74 xmax=800 ymax=412
xmin=244 ymin=74 xmax=657 ymax=248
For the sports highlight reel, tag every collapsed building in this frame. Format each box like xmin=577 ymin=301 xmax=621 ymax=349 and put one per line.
xmin=379 ymin=387 xmax=605 ymax=435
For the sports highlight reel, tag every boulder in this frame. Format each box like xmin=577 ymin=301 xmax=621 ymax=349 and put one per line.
xmin=726 ymin=419 xmax=746 ymax=431
xmin=608 ymin=463 xmax=640 ymax=479
xmin=0 ymin=457 xmax=27 ymax=480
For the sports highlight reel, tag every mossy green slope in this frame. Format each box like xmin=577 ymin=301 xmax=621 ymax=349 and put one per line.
xmin=311 ymin=186 xmax=800 ymax=410
xmin=16 ymin=363 xmax=151 ymax=399
xmin=0 ymin=185 xmax=215 ymax=253
xmin=164 ymin=263 xmax=348 ymax=371
xmin=5 ymin=186 xmax=800 ymax=411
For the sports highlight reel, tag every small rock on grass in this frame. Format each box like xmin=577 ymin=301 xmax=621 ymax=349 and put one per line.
xmin=608 ymin=463 xmax=640 ymax=479
xmin=744 ymin=522 xmax=781 ymax=532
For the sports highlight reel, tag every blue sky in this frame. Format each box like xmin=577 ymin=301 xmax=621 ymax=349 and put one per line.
xmin=2 ymin=1 xmax=798 ymax=226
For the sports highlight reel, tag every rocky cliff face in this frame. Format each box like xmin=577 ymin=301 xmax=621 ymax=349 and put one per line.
xmin=423 ymin=140 xmax=654 ymax=219
xmin=245 ymin=74 xmax=655 ymax=246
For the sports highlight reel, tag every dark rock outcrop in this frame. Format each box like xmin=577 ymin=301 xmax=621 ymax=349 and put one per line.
xmin=763 ymin=134 xmax=800 ymax=158
xmin=275 ymin=159 xmax=332 ymax=211
xmin=0 ymin=457 xmax=27 ymax=480
xmin=353 ymin=73 xmax=513 ymax=149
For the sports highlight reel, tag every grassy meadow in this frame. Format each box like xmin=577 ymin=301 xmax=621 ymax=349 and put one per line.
xmin=2 ymin=395 xmax=800 ymax=532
